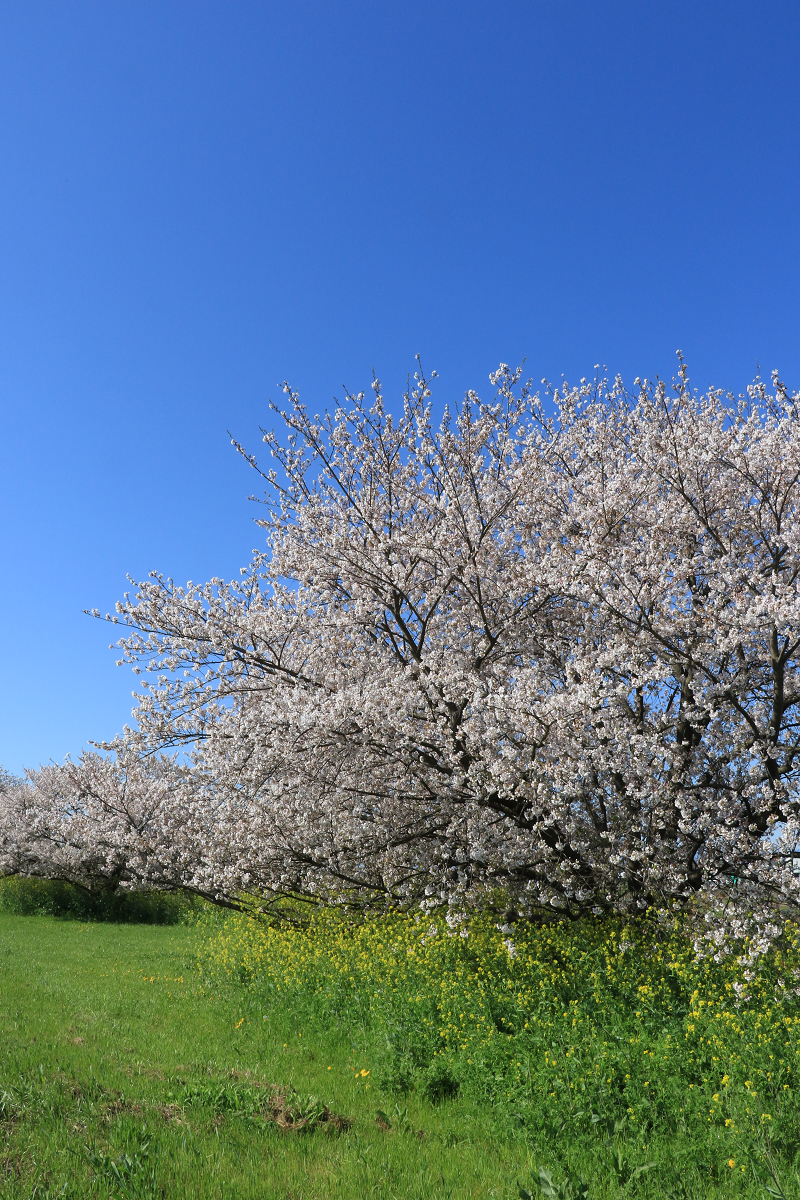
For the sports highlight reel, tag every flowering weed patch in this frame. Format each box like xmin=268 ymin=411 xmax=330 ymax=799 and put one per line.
xmin=199 ymin=907 xmax=800 ymax=1193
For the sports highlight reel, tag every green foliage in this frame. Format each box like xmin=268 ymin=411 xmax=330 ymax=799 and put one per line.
xmin=421 ymin=1058 xmax=460 ymax=1105
xmin=607 ymin=1147 xmax=656 ymax=1188
xmin=0 ymin=875 xmax=199 ymax=923
xmin=198 ymin=904 xmax=800 ymax=1155
xmin=84 ymin=1134 xmax=159 ymax=1199
xmin=0 ymin=914 xmax=540 ymax=1198
xmin=520 ymin=1166 xmax=591 ymax=1199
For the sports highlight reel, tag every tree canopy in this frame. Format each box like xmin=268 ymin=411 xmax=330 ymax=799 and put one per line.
xmin=4 ymin=357 xmax=800 ymax=953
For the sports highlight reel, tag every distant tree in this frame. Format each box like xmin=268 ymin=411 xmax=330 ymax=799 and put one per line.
xmin=0 ymin=749 xmax=194 ymax=897
xmin=74 ymin=357 xmax=800 ymax=949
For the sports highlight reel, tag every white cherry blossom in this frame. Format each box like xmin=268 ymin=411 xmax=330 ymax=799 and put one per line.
xmin=8 ymin=355 xmax=800 ymax=952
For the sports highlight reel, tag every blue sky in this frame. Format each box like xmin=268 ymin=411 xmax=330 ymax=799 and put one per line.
xmin=1 ymin=1 xmax=798 ymax=774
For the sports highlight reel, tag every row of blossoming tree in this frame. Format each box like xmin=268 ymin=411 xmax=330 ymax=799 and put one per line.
xmin=3 ymin=356 xmax=800 ymax=951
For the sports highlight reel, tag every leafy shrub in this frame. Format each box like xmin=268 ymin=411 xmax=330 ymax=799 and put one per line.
xmin=0 ymin=875 xmax=199 ymax=923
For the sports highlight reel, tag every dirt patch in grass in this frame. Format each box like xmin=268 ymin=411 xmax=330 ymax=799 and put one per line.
xmin=0 ymin=1153 xmax=27 ymax=1181
xmin=156 ymin=1102 xmax=185 ymax=1124
xmin=100 ymin=1094 xmax=144 ymax=1123
xmin=177 ymin=1078 xmax=351 ymax=1133
xmin=267 ymin=1088 xmax=351 ymax=1133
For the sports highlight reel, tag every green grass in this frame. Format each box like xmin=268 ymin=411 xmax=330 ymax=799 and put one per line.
xmin=0 ymin=914 xmax=537 ymax=1199
xmin=1 ymin=911 xmax=799 ymax=1199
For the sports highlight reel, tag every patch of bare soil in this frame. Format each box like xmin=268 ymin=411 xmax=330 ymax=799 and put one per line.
xmin=99 ymin=1093 xmax=143 ymax=1124
xmin=0 ymin=1152 xmax=27 ymax=1180
xmin=265 ymin=1088 xmax=351 ymax=1134
xmin=156 ymin=1103 xmax=184 ymax=1124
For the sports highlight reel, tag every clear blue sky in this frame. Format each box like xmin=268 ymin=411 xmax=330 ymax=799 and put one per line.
xmin=1 ymin=2 xmax=798 ymax=774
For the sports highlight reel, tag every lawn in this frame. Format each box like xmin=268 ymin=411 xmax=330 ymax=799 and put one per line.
xmin=0 ymin=913 xmax=534 ymax=1199
xmin=1 ymin=908 xmax=799 ymax=1199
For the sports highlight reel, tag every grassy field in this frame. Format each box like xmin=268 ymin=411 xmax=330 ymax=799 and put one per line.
xmin=0 ymin=913 xmax=543 ymax=1199
xmin=1 ymin=908 xmax=800 ymax=1199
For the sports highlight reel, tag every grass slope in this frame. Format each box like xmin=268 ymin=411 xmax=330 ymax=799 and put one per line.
xmin=1 ymin=911 xmax=798 ymax=1199
xmin=0 ymin=915 xmax=529 ymax=1199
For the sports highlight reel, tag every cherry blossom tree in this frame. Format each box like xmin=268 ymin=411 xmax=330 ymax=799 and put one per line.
xmin=0 ymin=749 xmax=203 ymax=898
xmin=86 ymin=356 xmax=800 ymax=948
